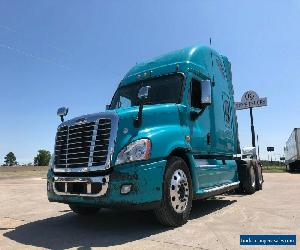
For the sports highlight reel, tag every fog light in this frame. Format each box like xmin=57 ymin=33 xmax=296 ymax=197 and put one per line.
xmin=121 ymin=184 xmax=132 ymax=194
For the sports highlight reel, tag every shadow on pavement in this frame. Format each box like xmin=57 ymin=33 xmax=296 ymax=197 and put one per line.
xmin=190 ymin=198 xmax=236 ymax=220
xmin=290 ymin=171 xmax=300 ymax=174
xmin=4 ymin=198 xmax=236 ymax=249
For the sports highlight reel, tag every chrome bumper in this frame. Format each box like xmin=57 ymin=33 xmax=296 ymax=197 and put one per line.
xmin=52 ymin=175 xmax=109 ymax=197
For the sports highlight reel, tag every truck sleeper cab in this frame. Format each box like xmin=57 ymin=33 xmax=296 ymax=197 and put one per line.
xmin=47 ymin=45 xmax=263 ymax=226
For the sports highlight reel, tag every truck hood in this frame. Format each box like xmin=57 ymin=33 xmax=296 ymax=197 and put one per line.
xmin=114 ymin=104 xmax=182 ymax=137
xmin=113 ymin=104 xmax=184 ymax=159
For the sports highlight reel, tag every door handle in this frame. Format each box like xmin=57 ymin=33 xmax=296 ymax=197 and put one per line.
xmin=207 ymin=132 xmax=211 ymax=145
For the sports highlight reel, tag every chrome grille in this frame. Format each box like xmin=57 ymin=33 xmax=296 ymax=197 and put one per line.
xmin=92 ymin=120 xmax=111 ymax=166
xmin=54 ymin=118 xmax=111 ymax=169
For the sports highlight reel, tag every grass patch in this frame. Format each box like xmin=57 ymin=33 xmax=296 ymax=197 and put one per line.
xmin=0 ymin=166 xmax=48 ymax=179
xmin=262 ymin=165 xmax=286 ymax=173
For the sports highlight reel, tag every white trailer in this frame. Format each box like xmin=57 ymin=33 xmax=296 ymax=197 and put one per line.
xmin=284 ymin=128 xmax=300 ymax=172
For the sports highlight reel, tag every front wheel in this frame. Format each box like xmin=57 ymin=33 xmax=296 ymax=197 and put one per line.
xmin=69 ymin=204 xmax=101 ymax=215
xmin=154 ymin=156 xmax=193 ymax=227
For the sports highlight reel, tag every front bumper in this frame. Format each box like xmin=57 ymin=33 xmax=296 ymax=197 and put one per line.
xmin=51 ymin=176 xmax=110 ymax=197
xmin=47 ymin=159 xmax=166 ymax=209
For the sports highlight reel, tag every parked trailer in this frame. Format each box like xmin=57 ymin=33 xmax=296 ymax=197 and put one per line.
xmin=47 ymin=45 xmax=263 ymax=227
xmin=285 ymin=128 xmax=300 ymax=172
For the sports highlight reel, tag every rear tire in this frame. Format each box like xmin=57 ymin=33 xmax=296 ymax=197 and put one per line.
xmin=243 ymin=162 xmax=256 ymax=194
xmin=287 ymin=164 xmax=294 ymax=173
xmin=69 ymin=204 xmax=101 ymax=215
xmin=154 ymin=156 xmax=193 ymax=227
xmin=255 ymin=162 xmax=263 ymax=190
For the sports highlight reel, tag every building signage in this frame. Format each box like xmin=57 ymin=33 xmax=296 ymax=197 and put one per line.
xmin=235 ymin=90 xmax=267 ymax=110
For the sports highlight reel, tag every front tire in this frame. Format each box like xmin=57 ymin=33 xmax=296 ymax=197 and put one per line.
xmin=154 ymin=156 xmax=193 ymax=227
xmin=69 ymin=204 xmax=101 ymax=215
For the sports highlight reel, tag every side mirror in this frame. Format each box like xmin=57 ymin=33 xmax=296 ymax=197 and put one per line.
xmin=200 ymin=80 xmax=212 ymax=105
xmin=57 ymin=107 xmax=68 ymax=122
xmin=138 ymin=86 xmax=151 ymax=100
xmin=190 ymin=79 xmax=212 ymax=121
xmin=134 ymin=85 xmax=151 ymax=128
xmin=105 ymin=104 xmax=110 ymax=110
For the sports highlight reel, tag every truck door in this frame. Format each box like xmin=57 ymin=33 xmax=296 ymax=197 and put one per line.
xmin=188 ymin=77 xmax=211 ymax=154
xmin=187 ymin=77 xmax=218 ymax=188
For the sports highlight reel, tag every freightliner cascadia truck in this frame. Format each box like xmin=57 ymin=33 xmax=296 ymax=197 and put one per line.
xmin=47 ymin=45 xmax=263 ymax=226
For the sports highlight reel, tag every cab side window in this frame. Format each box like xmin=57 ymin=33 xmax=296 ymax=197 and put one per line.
xmin=191 ymin=78 xmax=201 ymax=109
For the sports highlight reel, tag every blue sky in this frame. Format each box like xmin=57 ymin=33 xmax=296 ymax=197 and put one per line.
xmin=0 ymin=0 xmax=299 ymax=163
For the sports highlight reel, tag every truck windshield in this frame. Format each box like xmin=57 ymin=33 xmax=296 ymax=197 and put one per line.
xmin=110 ymin=74 xmax=184 ymax=109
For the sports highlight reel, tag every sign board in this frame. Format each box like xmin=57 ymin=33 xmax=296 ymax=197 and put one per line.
xmin=280 ymin=157 xmax=285 ymax=161
xmin=235 ymin=90 xmax=267 ymax=110
xmin=267 ymin=147 xmax=274 ymax=152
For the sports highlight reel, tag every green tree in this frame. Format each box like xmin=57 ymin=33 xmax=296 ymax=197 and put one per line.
xmin=4 ymin=152 xmax=18 ymax=166
xmin=34 ymin=150 xmax=51 ymax=166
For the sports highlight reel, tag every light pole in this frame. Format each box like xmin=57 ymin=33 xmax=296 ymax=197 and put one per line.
xmin=250 ymin=107 xmax=255 ymax=147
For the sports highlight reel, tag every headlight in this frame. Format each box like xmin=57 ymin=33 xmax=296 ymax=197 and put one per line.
xmin=115 ymin=139 xmax=151 ymax=165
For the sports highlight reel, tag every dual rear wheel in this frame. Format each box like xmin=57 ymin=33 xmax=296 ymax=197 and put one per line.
xmin=287 ymin=164 xmax=295 ymax=172
xmin=240 ymin=160 xmax=263 ymax=194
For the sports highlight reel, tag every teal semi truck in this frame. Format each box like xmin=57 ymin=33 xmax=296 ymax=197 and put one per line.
xmin=47 ymin=45 xmax=263 ymax=226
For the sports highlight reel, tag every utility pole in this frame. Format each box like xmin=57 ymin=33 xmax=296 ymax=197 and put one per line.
xmin=250 ymin=107 xmax=255 ymax=147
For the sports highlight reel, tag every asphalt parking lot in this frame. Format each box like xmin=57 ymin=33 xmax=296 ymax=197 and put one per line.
xmin=0 ymin=173 xmax=299 ymax=250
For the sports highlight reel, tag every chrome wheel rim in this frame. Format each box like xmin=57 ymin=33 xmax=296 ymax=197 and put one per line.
xmin=170 ymin=169 xmax=189 ymax=213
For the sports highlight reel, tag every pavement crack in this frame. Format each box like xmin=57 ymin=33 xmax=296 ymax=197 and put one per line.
xmin=3 ymin=216 xmax=25 ymax=222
